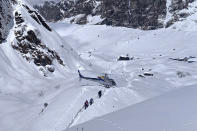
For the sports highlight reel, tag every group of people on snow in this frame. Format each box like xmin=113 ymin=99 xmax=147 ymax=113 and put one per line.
xmin=84 ymin=90 xmax=102 ymax=110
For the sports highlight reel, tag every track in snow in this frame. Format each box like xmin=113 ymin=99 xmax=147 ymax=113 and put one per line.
xmin=66 ymin=88 xmax=107 ymax=129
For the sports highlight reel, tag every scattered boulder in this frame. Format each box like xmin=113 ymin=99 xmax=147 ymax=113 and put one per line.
xmin=118 ymin=55 xmax=134 ymax=61
xmin=176 ymin=71 xmax=191 ymax=78
xmin=118 ymin=56 xmax=130 ymax=61
xmin=138 ymin=75 xmax=145 ymax=78
xmin=144 ymin=72 xmax=154 ymax=76
xmin=170 ymin=56 xmax=196 ymax=63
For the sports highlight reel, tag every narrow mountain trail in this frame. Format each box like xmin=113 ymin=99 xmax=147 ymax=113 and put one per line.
xmin=66 ymin=88 xmax=107 ymax=129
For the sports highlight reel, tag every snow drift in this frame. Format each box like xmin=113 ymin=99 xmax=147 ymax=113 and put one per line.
xmin=67 ymin=85 xmax=197 ymax=131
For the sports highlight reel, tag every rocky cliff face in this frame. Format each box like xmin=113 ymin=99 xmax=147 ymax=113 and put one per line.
xmin=100 ymin=0 xmax=166 ymax=30
xmin=165 ymin=0 xmax=195 ymax=27
xmin=0 ymin=0 xmax=79 ymax=76
xmin=170 ymin=0 xmax=194 ymax=11
xmin=34 ymin=0 xmax=195 ymax=30
xmin=12 ymin=4 xmax=66 ymax=76
xmin=0 ymin=0 xmax=14 ymax=43
xmin=34 ymin=0 xmax=99 ymax=22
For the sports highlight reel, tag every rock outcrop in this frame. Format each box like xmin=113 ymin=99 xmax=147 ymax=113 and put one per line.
xmin=165 ymin=0 xmax=195 ymax=27
xmin=0 ymin=0 xmax=14 ymax=43
xmin=100 ymin=0 xmax=166 ymax=30
xmin=12 ymin=4 xmax=65 ymax=76
xmin=34 ymin=0 xmax=195 ymax=30
xmin=0 ymin=0 xmax=80 ymax=76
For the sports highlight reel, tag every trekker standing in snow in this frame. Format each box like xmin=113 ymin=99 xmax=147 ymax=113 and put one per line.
xmin=84 ymin=100 xmax=89 ymax=109
xmin=98 ymin=90 xmax=102 ymax=98
xmin=39 ymin=103 xmax=48 ymax=114
xmin=90 ymin=98 xmax=94 ymax=105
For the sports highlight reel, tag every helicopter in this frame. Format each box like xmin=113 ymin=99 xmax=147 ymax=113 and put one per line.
xmin=78 ymin=70 xmax=116 ymax=88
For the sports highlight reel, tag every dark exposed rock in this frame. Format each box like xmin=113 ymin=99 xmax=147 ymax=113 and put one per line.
xmin=118 ymin=55 xmax=134 ymax=61
xmin=33 ymin=53 xmax=52 ymax=66
xmin=12 ymin=10 xmax=65 ymax=75
xmin=23 ymin=5 xmax=52 ymax=31
xmin=170 ymin=0 xmax=194 ymax=12
xmin=26 ymin=30 xmax=41 ymax=44
xmin=118 ymin=56 xmax=131 ymax=61
xmin=34 ymin=0 xmax=195 ymax=29
xmin=34 ymin=0 xmax=167 ymax=29
xmin=0 ymin=0 xmax=13 ymax=43
xmin=100 ymin=0 xmax=166 ymax=30
xmin=34 ymin=0 xmax=98 ymax=22
xmin=176 ymin=71 xmax=191 ymax=78
xmin=165 ymin=0 xmax=195 ymax=27
xmin=169 ymin=56 xmax=196 ymax=63
xmin=34 ymin=1 xmax=66 ymax=22
xmin=144 ymin=73 xmax=154 ymax=76
xmin=13 ymin=28 xmax=64 ymax=67
xmin=48 ymin=66 xmax=55 ymax=72
xmin=15 ymin=11 xmax=25 ymax=25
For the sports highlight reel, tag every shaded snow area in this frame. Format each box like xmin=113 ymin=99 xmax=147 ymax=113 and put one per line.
xmin=67 ymin=85 xmax=197 ymax=131
xmin=0 ymin=1 xmax=197 ymax=131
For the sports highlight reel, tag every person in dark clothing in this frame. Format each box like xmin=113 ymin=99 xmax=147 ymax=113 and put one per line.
xmin=44 ymin=103 xmax=48 ymax=108
xmin=98 ymin=90 xmax=102 ymax=98
xmin=39 ymin=102 xmax=48 ymax=114
xmin=89 ymin=98 xmax=94 ymax=105
xmin=84 ymin=100 xmax=89 ymax=109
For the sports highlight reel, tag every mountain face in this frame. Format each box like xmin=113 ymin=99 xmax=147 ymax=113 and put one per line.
xmin=165 ymin=0 xmax=195 ymax=27
xmin=0 ymin=0 xmax=80 ymax=77
xmin=0 ymin=0 xmax=14 ymax=43
xmin=34 ymin=0 xmax=195 ymax=30
xmin=100 ymin=0 xmax=166 ymax=30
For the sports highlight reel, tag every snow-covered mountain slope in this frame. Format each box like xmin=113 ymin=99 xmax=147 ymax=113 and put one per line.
xmin=0 ymin=1 xmax=197 ymax=131
xmin=0 ymin=0 xmax=85 ymax=92
xmin=67 ymin=84 xmax=197 ymax=131
xmin=50 ymin=15 xmax=197 ymax=128
xmin=0 ymin=1 xmax=85 ymax=131
xmin=14 ymin=2 xmax=82 ymax=74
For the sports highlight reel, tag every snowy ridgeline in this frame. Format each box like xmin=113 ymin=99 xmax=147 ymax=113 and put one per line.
xmin=67 ymin=85 xmax=197 ymax=131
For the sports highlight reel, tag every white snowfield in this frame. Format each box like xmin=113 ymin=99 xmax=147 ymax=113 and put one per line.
xmin=67 ymin=85 xmax=197 ymax=131
xmin=0 ymin=0 xmax=197 ymax=131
